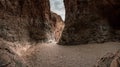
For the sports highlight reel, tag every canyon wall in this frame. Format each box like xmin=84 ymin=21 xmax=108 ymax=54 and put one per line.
xmin=0 ymin=0 xmax=64 ymax=43
xmin=0 ymin=0 xmax=64 ymax=67
xmin=59 ymin=0 xmax=120 ymax=45
xmin=0 ymin=0 xmax=120 ymax=67
xmin=0 ymin=0 xmax=51 ymax=43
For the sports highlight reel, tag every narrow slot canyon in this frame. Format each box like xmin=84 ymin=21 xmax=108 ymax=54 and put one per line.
xmin=0 ymin=0 xmax=120 ymax=67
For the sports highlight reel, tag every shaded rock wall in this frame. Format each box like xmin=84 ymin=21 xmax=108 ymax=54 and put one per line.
xmin=0 ymin=0 xmax=51 ymax=42
xmin=0 ymin=0 xmax=64 ymax=43
xmin=0 ymin=0 xmax=64 ymax=67
xmin=93 ymin=0 xmax=120 ymax=41
xmin=93 ymin=0 xmax=120 ymax=30
xmin=59 ymin=0 xmax=120 ymax=45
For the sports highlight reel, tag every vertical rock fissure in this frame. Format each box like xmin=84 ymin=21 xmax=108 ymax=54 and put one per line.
xmin=46 ymin=0 xmax=65 ymax=44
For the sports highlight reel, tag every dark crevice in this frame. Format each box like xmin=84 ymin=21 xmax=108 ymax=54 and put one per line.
xmin=0 ymin=47 xmax=15 ymax=55
xmin=0 ymin=62 xmax=11 ymax=67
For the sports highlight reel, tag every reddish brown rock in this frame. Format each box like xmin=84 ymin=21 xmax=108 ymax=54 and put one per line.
xmin=0 ymin=0 xmax=51 ymax=42
xmin=50 ymin=12 xmax=64 ymax=43
xmin=95 ymin=50 xmax=120 ymax=67
xmin=0 ymin=0 xmax=64 ymax=43
xmin=93 ymin=0 xmax=120 ymax=30
xmin=59 ymin=0 xmax=120 ymax=45
xmin=0 ymin=0 xmax=64 ymax=67
xmin=0 ymin=41 xmax=27 ymax=67
xmin=93 ymin=0 xmax=120 ymax=41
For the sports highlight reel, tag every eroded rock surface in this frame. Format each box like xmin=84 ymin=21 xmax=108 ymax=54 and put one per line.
xmin=59 ymin=0 xmax=120 ymax=45
xmin=0 ymin=41 xmax=27 ymax=67
xmin=93 ymin=0 xmax=120 ymax=41
xmin=51 ymin=12 xmax=64 ymax=43
xmin=0 ymin=0 xmax=64 ymax=67
xmin=0 ymin=0 xmax=64 ymax=43
xmin=95 ymin=49 xmax=120 ymax=67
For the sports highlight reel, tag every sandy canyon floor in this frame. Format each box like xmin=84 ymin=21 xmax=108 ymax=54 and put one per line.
xmin=24 ymin=42 xmax=120 ymax=67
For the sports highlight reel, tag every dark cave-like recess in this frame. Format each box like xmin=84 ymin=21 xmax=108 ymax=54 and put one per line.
xmin=109 ymin=15 xmax=120 ymax=30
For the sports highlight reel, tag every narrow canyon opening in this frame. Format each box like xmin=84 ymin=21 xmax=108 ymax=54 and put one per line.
xmin=48 ymin=0 xmax=65 ymax=44
xmin=49 ymin=0 xmax=65 ymax=21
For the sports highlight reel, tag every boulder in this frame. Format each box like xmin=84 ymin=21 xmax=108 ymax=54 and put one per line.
xmin=95 ymin=50 xmax=120 ymax=67
xmin=0 ymin=41 xmax=27 ymax=67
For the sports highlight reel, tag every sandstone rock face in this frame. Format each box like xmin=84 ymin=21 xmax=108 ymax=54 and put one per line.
xmin=93 ymin=0 xmax=120 ymax=30
xmin=93 ymin=0 xmax=120 ymax=41
xmin=59 ymin=0 xmax=120 ymax=45
xmin=95 ymin=50 xmax=120 ymax=67
xmin=0 ymin=0 xmax=51 ymax=42
xmin=0 ymin=41 xmax=27 ymax=67
xmin=0 ymin=0 xmax=64 ymax=43
xmin=0 ymin=0 xmax=64 ymax=67
xmin=50 ymin=12 xmax=64 ymax=43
